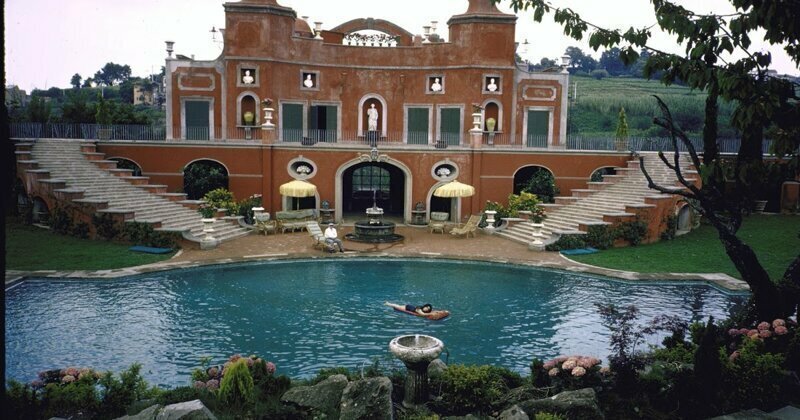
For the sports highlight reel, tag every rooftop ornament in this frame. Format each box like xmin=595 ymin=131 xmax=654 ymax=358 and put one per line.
xmin=344 ymin=32 xmax=399 ymax=47
xmin=561 ymin=54 xmax=572 ymax=73
xmin=165 ymin=40 xmax=175 ymax=58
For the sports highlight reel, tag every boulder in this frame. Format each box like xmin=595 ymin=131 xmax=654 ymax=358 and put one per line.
xmin=281 ymin=374 xmax=348 ymax=419
xmin=155 ymin=400 xmax=216 ymax=420
xmin=114 ymin=404 xmax=161 ymax=420
xmin=497 ymin=405 xmax=530 ymax=420
xmin=517 ymin=388 xmax=604 ymax=420
xmin=428 ymin=358 xmax=447 ymax=378
xmin=339 ymin=377 xmax=393 ymax=420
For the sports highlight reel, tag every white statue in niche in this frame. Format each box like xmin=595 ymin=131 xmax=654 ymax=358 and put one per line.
xmin=487 ymin=77 xmax=498 ymax=92
xmin=303 ymin=74 xmax=314 ymax=88
xmin=430 ymin=77 xmax=442 ymax=92
xmin=242 ymin=70 xmax=255 ymax=84
xmin=367 ymin=103 xmax=379 ymax=131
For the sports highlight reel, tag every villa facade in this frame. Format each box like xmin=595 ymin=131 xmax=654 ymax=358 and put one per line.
xmin=100 ymin=0 xmax=632 ymax=223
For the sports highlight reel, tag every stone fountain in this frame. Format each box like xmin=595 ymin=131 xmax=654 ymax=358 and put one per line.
xmin=344 ymin=190 xmax=404 ymax=243
xmin=389 ymin=334 xmax=444 ymax=408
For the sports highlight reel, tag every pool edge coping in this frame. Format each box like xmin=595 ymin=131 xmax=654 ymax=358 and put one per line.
xmin=5 ymin=251 xmax=751 ymax=293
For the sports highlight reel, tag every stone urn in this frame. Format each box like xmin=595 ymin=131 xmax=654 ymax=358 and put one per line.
xmin=486 ymin=117 xmax=496 ymax=132
xmin=200 ymin=218 xmax=219 ymax=250
xmin=389 ymin=335 xmax=444 ymax=408
xmin=484 ymin=210 xmax=497 ymax=234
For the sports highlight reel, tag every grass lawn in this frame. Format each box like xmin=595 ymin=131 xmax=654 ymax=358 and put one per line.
xmin=569 ymin=214 xmax=800 ymax=280
xmin=6 ymin=221 xmax=175 ymax=271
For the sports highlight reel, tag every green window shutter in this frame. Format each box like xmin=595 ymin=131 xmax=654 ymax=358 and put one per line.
xmin=184 ymin=101 xmax=209 ymax=140
xmin=527 ymin=110 xmax=549 ymax=147
xmin=282 ymin=103 xmax=303 ymax=142
xmin=325 ymin=106 xmax=337 ymax=142
xmin=440 ymin=108 xmax=461 ymax=145
xmin=407 ymin=108 xmax=429 ymax=145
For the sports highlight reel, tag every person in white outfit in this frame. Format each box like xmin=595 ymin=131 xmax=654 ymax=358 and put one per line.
xmin=324 ymin=223 xmax=344 ymax=252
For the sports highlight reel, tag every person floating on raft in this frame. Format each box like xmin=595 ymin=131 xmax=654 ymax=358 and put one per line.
xmin=384 ymin=301 xmax=450 ymax=320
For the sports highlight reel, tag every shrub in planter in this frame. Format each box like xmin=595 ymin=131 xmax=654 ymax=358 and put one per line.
xmin=203 ymin=188 xmax=238 ymax=215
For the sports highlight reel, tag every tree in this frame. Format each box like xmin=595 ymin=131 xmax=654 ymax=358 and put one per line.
xmin=82 ymin=77 xmax=94 ymax=88
xmin=564 ymin=46 xmax=597 ymax=73
xmin=529 ymin=57 xmax=558 ymax=71
xmin=27 ymin=96 xmax=51 ymax=123
xmin=70 ymin=73 xmax=82 ymax=89
xmin=95 ymin=94 xmax=112 ymax=125
xmin=501 ymin=0 xmax=800 ymax=319
xmin=599 ymin=47 xmax=626 ymax=76
xmin=93 ymin=62 xmax=132 ymax=86
xmin=615 ymin=107 xmax=629 ymax=150
xmin=61 ymin=91 xmax=95 ymax=123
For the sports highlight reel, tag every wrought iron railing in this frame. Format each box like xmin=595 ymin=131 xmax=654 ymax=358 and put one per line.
xmin=8 ymin=123 xmax=778 ymax=154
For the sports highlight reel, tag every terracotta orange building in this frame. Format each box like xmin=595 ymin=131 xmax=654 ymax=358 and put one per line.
xmin=100 ymin=0 xmax=631 ymax=223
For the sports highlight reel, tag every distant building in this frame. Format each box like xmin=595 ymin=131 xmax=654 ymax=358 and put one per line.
xmin=5 ymin=85 xmax=29 ymax=107
xmin=133 ymin=83 xmax=155 ymax=106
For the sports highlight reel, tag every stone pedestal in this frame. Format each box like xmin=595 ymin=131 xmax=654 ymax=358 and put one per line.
xmin=200 ymin=218 xmax=219 ymax=250
xmin=389 ymin=335 xmax=444 ymax=408
xmin=528 ymin=222 xmax=545 ymax=251
xmin=261 ymin=107 xmax=276 ymax=144
xmin=483 ymin=210 xmax=497 ymax=234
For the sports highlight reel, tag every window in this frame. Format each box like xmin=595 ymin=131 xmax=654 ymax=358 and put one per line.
xmin=308 ymin=105 xmax=337 ymax=142
xmin=526 ymin=109 xmax=550 ymax=147
xmin=184 ymin=100 xmax=210 ymax=140
xmin=282 ymin=103 xmax=303 ymax=142
xmin=407 ymin=107 xmax=430 ymax=144
xmin=483 ymin=75 xmax=502 ymax=94
xmin=427 ymin=75 xmax=444 ymax=94
xmin=439 ymin=107 xmax=461 ymax=146
xmin=301 ymin=71 xmax=320 ymax=90
xmin=352 ymin=166 xmax=390 ymax=192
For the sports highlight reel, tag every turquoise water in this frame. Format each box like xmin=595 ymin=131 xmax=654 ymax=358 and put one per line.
xmin=5 ymin=258 xmax=746 ymax=387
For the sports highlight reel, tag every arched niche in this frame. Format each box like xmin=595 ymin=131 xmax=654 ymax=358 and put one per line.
xmin=358 ymin=94 xmax=388 ymax=138
xmin=513 ymin=164 xmax=558 ymax=202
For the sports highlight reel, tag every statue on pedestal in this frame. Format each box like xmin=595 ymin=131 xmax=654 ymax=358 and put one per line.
xmin=367 ymin=103 xmax=379 ymax=131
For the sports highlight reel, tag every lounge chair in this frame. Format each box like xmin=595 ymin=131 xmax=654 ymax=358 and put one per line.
xmin=306 ymin=221 xmax=336 ymax=252
xmin=254 ymin=213 xmax=276 ymax=235
xmin=450 ymin=214 xmax=481 ymax=238
xmin=429 ymin=211 xmax=449 ymax=234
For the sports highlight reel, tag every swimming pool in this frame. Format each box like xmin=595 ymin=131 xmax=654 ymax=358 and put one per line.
xmin=5 ymin=258 xmax=746 ymax=387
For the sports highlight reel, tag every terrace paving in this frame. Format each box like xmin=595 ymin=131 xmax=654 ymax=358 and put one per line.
xmin=5 ymin=224 xmax=749 ymax=292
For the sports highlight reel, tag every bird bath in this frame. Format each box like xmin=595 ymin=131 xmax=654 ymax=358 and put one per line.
xmin=389 ymin=334 xmax=444 ymax=407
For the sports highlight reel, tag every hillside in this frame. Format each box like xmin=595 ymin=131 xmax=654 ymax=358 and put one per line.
xmin=567 ymin=76 xmax=737 ymax=138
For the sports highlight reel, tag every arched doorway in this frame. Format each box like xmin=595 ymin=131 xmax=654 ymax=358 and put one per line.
xmin=341 ymin=161 xmax=406 ymax=222
xmin=590 ymin=166 xmax=616 ymax=182
xmin=31 ymin=197 xmax=49 ymax=224
xmin=677 ymin=205 xmax=692 ymax=232
xmin=183 ymin=159 xmax=229 ymax=200
xmin=109 ymin=157 xmax=143 ymax=177
xmin=513 ymin=165 xmax=559 ymax=203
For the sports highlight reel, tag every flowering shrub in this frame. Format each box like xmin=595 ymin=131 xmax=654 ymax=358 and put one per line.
xmin=537 ymin=355 xmax=604 ymax=390
xmin=35 ymin=366 xmax=103 ymax=388
xmin=726 ymin=318 xmax=797 ymax=360
xmin=192 ymin=354 xmax=276 ymax=391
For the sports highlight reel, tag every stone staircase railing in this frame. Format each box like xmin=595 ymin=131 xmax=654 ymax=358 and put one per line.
xmin=14 ymin=139 xmax=250 ymax=248
xmin=496 ymin=152 xmax=697 ymax=250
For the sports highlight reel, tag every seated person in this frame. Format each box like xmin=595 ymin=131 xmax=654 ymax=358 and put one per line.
xmin=324 ymin=223 xmax=345 ymax=252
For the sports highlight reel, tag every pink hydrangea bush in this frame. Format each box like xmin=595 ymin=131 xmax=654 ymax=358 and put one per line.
xmin=33 ymin=366 xmax=102 ymax=389
xmin=536 ymin=355 xmax=604 ymax=389
xmin=726 ymin=318 xmax=797 ymax=359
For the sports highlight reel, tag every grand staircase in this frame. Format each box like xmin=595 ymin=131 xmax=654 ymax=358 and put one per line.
xmin=497 ymin=152 xmax=694 ymax=246
xmin=22 ymin=139 xmax=250 ymax=244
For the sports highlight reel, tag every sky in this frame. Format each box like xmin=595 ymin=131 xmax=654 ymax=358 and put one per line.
xmin=5 ymin=0 xmax=798 ymax=91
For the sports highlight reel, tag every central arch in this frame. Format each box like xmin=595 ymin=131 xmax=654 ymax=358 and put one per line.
xmin=335 ymin=157 xmax=413 ymax=223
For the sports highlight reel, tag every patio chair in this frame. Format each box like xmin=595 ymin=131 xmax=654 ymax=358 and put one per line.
xmin=254 ymin=213 xmax=276 ymax=235
xmin=450 ymin=214 xmax=481 ymax=238
xmin=428 ymin=211 xmax=449 ymax=234
xmin=306 ymin=221 xmax=336 ymax=252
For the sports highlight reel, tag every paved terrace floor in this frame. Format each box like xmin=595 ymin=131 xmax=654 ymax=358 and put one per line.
xmin=5 ymin=225 xmax=749 ymax=292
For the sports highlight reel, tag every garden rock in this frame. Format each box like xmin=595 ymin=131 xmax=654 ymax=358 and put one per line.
xmin=114 ymin=404 xmax=162 ymax=420
xmin=281 ymin=374 xmax=348 ymax=419
xmin=339 ymin=377 xmax=392 ymax=420
xmin=155 ymin=400 xmax=216 ymax=420
xmin=517 ymin=388 xmax=604 ymax=420
xmin=497 ymin=404 xmax=530 ymax=420
xmin=428 ymin=358 xmax=447 ymax=378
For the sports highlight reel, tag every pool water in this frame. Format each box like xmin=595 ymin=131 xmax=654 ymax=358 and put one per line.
xmin=5 ymin=258 xmax=746 ymax=387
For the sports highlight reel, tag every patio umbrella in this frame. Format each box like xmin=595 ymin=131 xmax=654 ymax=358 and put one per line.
xmin=433 ymin=180 xmax=475 ymax=198
xmin=279 ymin=179 xmax=317 ymax=197
xmin=279 ymin=180 xmax=317 ymax=209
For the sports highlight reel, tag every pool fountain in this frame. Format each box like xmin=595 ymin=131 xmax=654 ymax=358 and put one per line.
xmin=389 ymin=334 xmax=444 ymax=408
xmin=344 ymin=190 xmax=404 ymax=243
